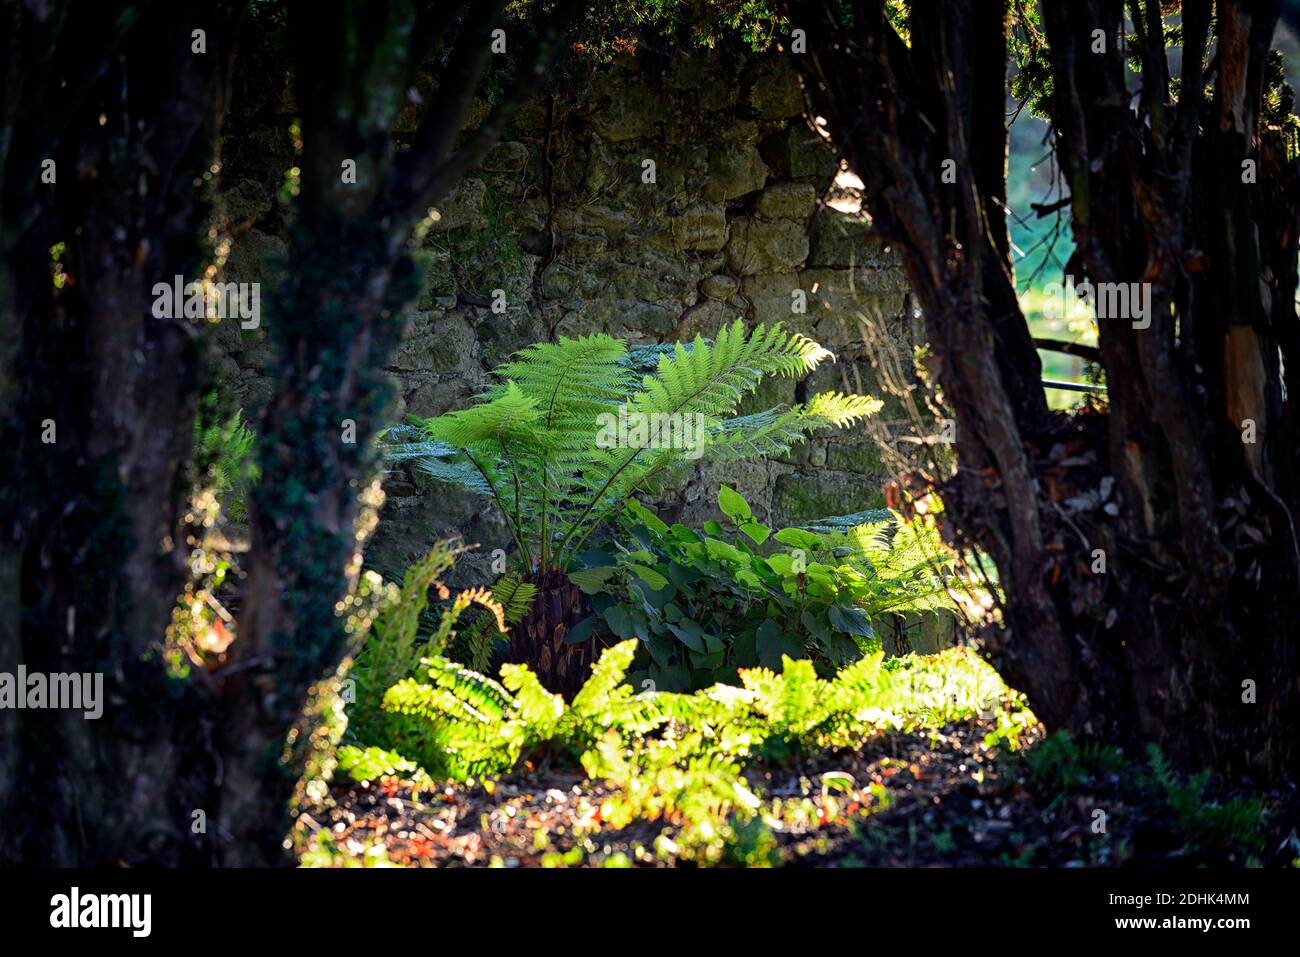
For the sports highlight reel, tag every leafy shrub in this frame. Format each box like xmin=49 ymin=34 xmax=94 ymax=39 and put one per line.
xmin=565 ymin=486 xmax=957 ymax=690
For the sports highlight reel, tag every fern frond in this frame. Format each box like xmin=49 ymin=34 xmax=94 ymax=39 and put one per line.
xmin=499 ymin=663 xmax=566 ymax=729
xmin=456 ymin=573 xmax=537 ymax=671
xmin=380 ymin=425 xmax=494 ymax=496
xmin=421 ymin=381 xmax=545 ymax=448
xmin=570 ymin=639 xmax=638 ymax=718
xmin=425 ymin=655 xmax=514 ymax=721
xmin=383 ymin=323 xmax=865 ymax=574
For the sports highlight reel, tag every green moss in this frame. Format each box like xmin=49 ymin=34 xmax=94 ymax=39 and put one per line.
xmin=824 ymin=441 xmax=884 ymax=474
xmin=771 ymin=471 xmax=885 ymax=523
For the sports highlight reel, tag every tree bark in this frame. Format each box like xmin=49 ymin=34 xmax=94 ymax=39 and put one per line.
xmin=0 ymin=0 xmax=578 ymax=865
xmin=0 ymin=0 xmax=243 ymax=865
xmin=788 ymin=0 xmax=1300 ymax=779
xmin=218 ymin=0 xmax=579 ymax=864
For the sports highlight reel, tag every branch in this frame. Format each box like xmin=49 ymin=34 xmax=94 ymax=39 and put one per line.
xmin=382 ymin=0 xmax=581 ymax=221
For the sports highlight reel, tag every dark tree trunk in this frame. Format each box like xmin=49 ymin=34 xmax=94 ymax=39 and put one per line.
xmin=217 ymin=0 xmax=578 ymax=864
xmin=787 ymin=0 xmax=1300 ymax=780
xmin=0 ymin=0 xmax=577 ymax=865
xmin=0 ymin=0 xmax=244 ymax=865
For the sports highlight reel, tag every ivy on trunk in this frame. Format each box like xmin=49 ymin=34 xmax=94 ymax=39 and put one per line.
xmin=0 ymin=0 xmax=578 ymax=866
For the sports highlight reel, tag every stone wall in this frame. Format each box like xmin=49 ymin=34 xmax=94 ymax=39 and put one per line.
xmin=213 ymin=44 xmax=923 ymax=582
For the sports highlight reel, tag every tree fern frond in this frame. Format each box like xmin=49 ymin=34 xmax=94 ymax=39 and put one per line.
xmin=382 ymin=323 xmax=867 ymax=574
xmin=799 ymin=390 xmax=884 ymax=427
xmin=418 ymin=382 xmax=546 ymax=449
xmin=799 ymin=510 xmax=895 ymax=532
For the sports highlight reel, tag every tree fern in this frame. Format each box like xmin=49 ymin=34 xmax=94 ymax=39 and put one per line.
xmin=385 ymin=321 xmax=879 ymax=574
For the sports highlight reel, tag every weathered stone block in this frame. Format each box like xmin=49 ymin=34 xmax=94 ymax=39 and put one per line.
xmin=747 ymin=59 xmax=804 ymax=119
xmin=705 ymin=143 xmax=768 ymax=202
xmin=428 ymin=178 xmax=486 ymax=231
xmin=808 ymin=206 xmax=893 ymax=267
xmin=676 ymin=299 xmax=743 ymax=339
xmin=668 ymin=203 xmax=728 ymax=252
xmin=740 ymin=272 xmax=803 ymax=325
xmin=392 ymin=312 xmax=477 ymax=374
xmin=698 ymin=272 xmax=740 ymax=302
xmin=759 ymin=125 xmax=836 ymax=181
xmin=585 ymin=78 xmax=661 ymax=143
xmin=726 ymin=218 xmax=808 ymax=275
xmin=771 ymin=469 xmax=887 ymax=525
xmin=478 ymin=140 xmax=529 ymax=173
xmin=755 ymin=181 xmax=818 ymax=221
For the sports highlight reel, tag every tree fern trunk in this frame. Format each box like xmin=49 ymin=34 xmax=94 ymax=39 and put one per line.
xmin=509 ymin=568 xmax=597 ymax=698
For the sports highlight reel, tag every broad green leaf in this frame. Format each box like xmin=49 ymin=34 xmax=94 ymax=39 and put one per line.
xmin=828 ymin=604 xmax=874 ymax=637
xmin=603 ymin=605 xmax=634 ymax=638
xmin=564 ymin=616 xmax=600 ymax=645
xmin=756 ymin=619 xmax=803 ymax=668
xmin=774 ymin=527 xmax=823 ymax=551
xmin=766 ymin=553 xmax=796 ymax=576
xmin=703 ymin=537 xmax=747 ymax=564
xmin=625 ymin=498 xmax=670 ymax=536
xmin=629 ymin=563 xmax=669 ymax=590
xmin=718 ymin=485 xmax=752 ymax=523
xmin=569 ymin=566 xmax=617 ymax=594
xmin=667 ymin=618 xmax=707 ymax=652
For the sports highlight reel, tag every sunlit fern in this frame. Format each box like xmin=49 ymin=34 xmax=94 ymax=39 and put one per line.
xmin=382 ymin=321 xmax=880 ymax=573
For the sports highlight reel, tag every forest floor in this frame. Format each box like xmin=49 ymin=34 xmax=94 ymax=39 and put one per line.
xmin=295 ymin=717 xmax=1295 ymax=868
